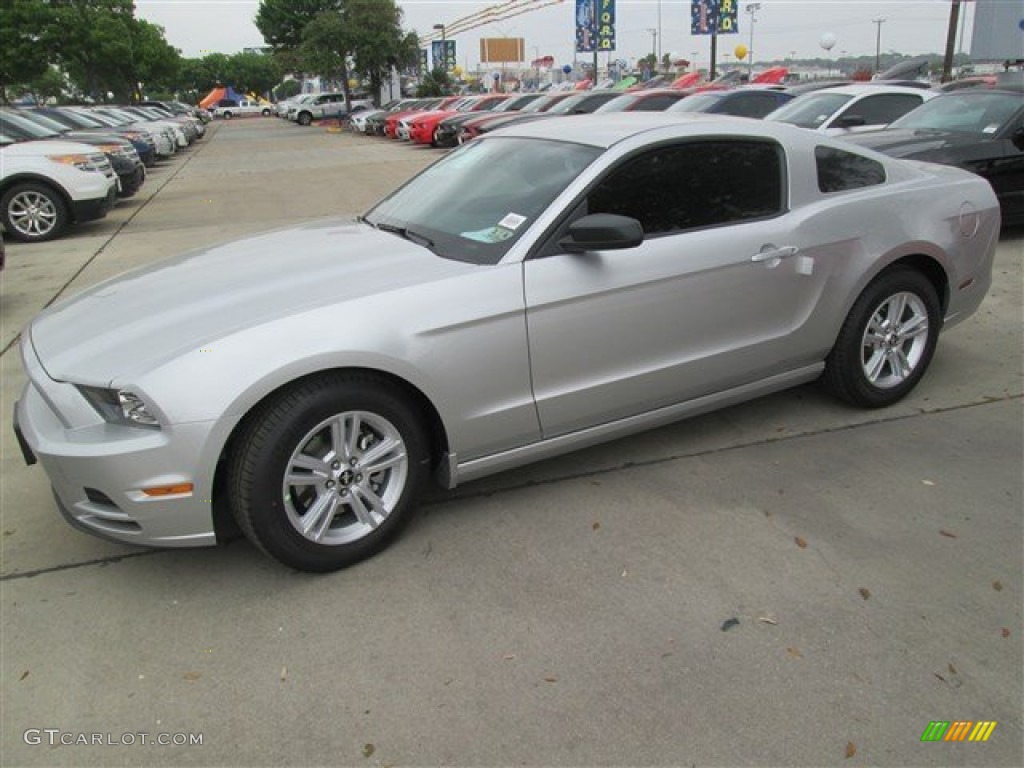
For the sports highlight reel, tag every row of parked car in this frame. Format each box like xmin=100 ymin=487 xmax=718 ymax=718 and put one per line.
xmin=0 ymin=101 xmax=208 ymax=243
xmin=349 ymin=77 xmax=1024 ymax=226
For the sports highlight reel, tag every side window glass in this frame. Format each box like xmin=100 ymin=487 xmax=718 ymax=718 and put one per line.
xmin=636 ymin=95 xmax=676 ymax=111
xmin=815 ymin=146 xmax=886 ymax=193
xmin=844 ymin=94 xmax=923 ymax=125
xmin=587 ymin=141 xmax=785 ymax=235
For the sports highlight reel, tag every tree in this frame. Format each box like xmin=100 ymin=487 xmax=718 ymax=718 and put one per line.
xmin=256 ymin=0 xmax=417 ymax=106
xmin=126 ymin=19 xmax=181 ymax=100
xmin=416 ymin=68 xmax=450 ymax=97
xmin=0 ymin=0 xmax=54 ymax=103
xmin=223 ymin=51 xmax=282 ymax=97
xmin=346 ymin=0 xmax=418 ymax=103
xmin=255 ymin=0 xmax=341 ymax=51
xmin=47 ymin=0 xmax=136 ymax=101
xmin=300 ymin=10 xmax=353 ymax=105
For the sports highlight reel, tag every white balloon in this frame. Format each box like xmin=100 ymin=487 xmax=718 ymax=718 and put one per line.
xmin=819 ymin=33 xmax=837 ymax=51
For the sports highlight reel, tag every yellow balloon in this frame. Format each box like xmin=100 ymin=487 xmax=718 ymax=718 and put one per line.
xmin=734 ymin=44 xmax=748 ymax=61
xmin=453 ymin=66 xmax=463 ymax=76
xmin=348 ymin=79 xmax=358 ymax=89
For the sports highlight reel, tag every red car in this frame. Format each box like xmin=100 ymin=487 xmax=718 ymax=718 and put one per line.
xmin=408 ymin=95 xmax=508 ymax=145
xmin=384 ymin=97 xmax=458 ymax=139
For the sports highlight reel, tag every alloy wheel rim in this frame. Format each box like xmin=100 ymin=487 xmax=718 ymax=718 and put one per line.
xmin=860 ymin=291 xmax=929 ymax=389
xmin=8 ymin=191 xmax=57 ymax=237
xmin=282 ymin=411 xmax=408 ymax=545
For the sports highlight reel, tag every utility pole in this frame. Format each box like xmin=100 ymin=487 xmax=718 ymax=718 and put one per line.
xmin=942 ymin=1 xmax=962 ymax=83
xmin=646 ymin=28 xmax=657 ymax=67
xmin=872 ymin=17 xmax=885 ymax=75
xmin=746 ymin=3 xmax=761 ymax=80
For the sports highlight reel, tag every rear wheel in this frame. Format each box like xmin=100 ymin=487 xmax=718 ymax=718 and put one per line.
xmin=261 ymin=108 xmax=271 ymax=116
xmin=229 ymin=373 xmax=429 ymax=571
xmin=824 ymin=268 xmax=941 ymax=408
xmin=222 ymin=111 xmax=233 ymax=120
xmin=1 ymin=182 xmax=70 ymax=242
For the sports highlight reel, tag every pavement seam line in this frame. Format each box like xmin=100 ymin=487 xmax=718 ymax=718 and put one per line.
xmin=0 ymin=128 xmax=216 ymax=360
xmin=3 ymin=393 xmax=1018 ymax=582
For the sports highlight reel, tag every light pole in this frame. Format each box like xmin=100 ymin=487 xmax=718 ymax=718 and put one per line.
xmin=646 ymin=28 xmax=657 ymax=71
xmin=872 ymin=17 xmax=885 ymax=75
xmin=745 ymin=3 xmax=761 ymax=80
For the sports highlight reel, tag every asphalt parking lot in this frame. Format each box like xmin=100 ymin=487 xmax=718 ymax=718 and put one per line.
xmin=1 ymin=117 xmax=1021 ymax=766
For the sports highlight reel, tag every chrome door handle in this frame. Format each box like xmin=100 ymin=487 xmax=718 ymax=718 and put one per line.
xmin=751 ymin=245 xmax=799 ymax=263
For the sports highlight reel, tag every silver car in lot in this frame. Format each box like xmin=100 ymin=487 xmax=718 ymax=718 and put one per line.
xmin=14 ymin=115 xmax=1000 ymax=571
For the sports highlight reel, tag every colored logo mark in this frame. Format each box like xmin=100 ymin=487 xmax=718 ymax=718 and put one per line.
xmin=920 ymin=721 xmax=997 ymax=742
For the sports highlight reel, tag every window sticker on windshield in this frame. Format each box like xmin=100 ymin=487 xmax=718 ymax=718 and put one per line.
xmin=461 ymin=226 xmax=515 ymax=243
xmin=499 ymin=213 xmax=527 ymax=230
xmin=982 ymin=124 xmax=1000 ymax=134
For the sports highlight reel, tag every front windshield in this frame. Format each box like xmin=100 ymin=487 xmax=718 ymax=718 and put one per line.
xmin=668 ymin=93 xmax=723 ymax=112
xmin=0 ymin=111 xmax=60 ymax=139
xmin=22 ymin=112 xmax=73 ymax=132
xmin=365 ymin=137 xmax=601 ymax=265
xmin=766 ymin=93 xmax=853 ymax=127
xmin=46 ymin=109 xmax=103 ymax=129
xmin=594 ymin=94 xmax=638 ymax=113
xmin=889 ymin=92 xmax=1019 ymax=134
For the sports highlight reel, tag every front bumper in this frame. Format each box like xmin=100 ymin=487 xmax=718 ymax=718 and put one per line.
xmin=14 ymin=338 xmax=218 ymax=548
xmin=71 ymin=184 xmax=117 ymax=223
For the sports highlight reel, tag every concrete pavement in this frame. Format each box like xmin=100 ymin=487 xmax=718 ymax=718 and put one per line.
xmin=1 ymin=118 xmax=1021 ymax=766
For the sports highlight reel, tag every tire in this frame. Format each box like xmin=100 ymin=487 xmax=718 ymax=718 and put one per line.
xmin=824 ymin=268 xmax=941 ymax=408
xmin=229 ymin=373 xmax=429 ymax=571
xmin=222 ymin=111 xmax=233 ymax=120
xmin=1 ymin=182 xmax=70 ymax=243
xmin=261 ymin=108 xmax=271 ymax=116
xmin=297 ymin=111 xmax=312 ymax=126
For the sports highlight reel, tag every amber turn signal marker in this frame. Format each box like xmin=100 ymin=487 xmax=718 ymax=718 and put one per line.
xmin=142 ymin=483 xmax=194 ymax=497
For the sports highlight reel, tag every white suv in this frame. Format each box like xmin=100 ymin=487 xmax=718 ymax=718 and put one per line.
xmin=212 ymin=99 xmax=272 ymax=119
xmin=290 ymin=93 xmax=373 ymax=126
xmin=1 ymin=137 xmax=118 ymax=242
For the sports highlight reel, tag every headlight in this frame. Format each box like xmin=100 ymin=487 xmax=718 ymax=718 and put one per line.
xmin=78 ymin=386 xmax=161 ymax=428
xmin=47 ymin=153 xmax=95 ymax=171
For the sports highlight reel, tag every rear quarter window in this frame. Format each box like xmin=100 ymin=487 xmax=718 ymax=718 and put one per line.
xmin=816 ymin=146 xmax=886 ymax=193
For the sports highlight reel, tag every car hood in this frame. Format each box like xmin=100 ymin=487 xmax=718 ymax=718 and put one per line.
xmin=842 ymin=128 xmax=986 ymax=157
xmin=29 ymin=219 xmax=473 ymax=385
xmin=1 ymin=138 xmax=109 ymax=157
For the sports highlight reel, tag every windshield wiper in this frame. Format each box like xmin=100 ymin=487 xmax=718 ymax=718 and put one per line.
xmin=376 ymin=222 xmax=435 ymax=250
xmin=355 ymin=214 xmax=375 ymax=228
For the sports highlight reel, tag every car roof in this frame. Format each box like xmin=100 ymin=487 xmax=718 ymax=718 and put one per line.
xmin=486 ymin=112 xmax=814 ymax=148
xmin=816 ymin=83 xmax=938 ymax=96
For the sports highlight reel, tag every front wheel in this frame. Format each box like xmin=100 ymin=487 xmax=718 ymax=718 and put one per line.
xmin=261 ymin=108 xmax=271 ymax=116
xmin=1 ymin=182 xmax=70 ymax=242
xmin=823 ymin=268 xmax=941 ymax=408
xmin=229 ymin=373 xmax=429 ymax=571
xmin=222 ymin=111 xmax=233 ymax=120
xmin=297 ymin=112 xmax=313 ymax=126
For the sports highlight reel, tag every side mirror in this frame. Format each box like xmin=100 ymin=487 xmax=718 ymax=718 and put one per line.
xmin=833 ymin=113 xmax=867 ymax=129
xmin=1011 ymin=125 xmax=1024 ymax=152
xmin=559 ymin=214 xmax=644 ymax=253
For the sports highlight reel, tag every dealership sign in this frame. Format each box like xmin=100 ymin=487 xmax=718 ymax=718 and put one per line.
xmin=575 ymin=0 xmax=616 ymax=53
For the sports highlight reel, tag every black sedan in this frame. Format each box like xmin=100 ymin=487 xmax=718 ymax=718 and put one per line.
xmin=843 ymin=89 xmax=1024 ymax=226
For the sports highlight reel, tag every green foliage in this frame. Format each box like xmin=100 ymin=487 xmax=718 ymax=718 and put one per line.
xmin=416 ymin=68 xmax=451 ymax=97
xmin=255 ymin=0 xmax=341 ymax=51
xmin=0 ymin=0 xmax=55 ymax=102
xmin=256 ymin=0 xmax=416 ymax=106
xmin=273 ymin=79 xmax=302 ymax=100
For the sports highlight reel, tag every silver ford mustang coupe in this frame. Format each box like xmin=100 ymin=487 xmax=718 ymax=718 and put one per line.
xmin=15 ymin=115 xmax=1000 ymax=571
